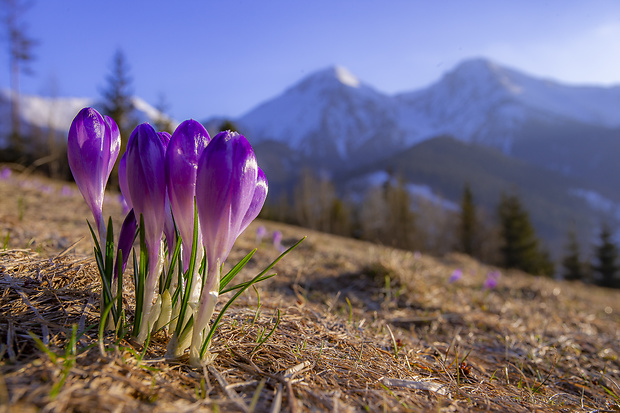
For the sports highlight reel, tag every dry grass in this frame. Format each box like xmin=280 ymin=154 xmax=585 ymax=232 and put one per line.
xmin=1 ymin=171 xmax=619 ymax=412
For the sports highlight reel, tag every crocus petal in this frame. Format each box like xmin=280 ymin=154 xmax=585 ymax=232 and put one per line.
xmin=114 ymin=209 xmax=137 ymax=278
xmin=67 ymin=107 xmax=118 ymax=241
xmin=118 ymin=153 xmax=132 ymax=209
xmin=196 ymin=131 xmax=258 ymax=270
xmin=240 ymin=167 xmax=268 ymax=235
xmin=165 ymin=120 xmax=210 ymax=252
xmin=158 ymin=131 xmax=171 ymax=148
xmin=125 ymin=123 xmax=167 ymax=259
xmin=104 ymin=115 xmax=121 ymax=178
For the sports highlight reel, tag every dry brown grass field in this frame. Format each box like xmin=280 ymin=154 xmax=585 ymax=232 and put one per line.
xmin=1 ymin=169 xmax=619 ymax=412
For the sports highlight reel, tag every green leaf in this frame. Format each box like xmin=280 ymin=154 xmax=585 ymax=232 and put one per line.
xmin=219 ymin=249 xmax=256 ymax=292
xmin=199 ymin=237 xmax=305 ymax=359
xmin=174 ymin=202 xmax=199 ymax=338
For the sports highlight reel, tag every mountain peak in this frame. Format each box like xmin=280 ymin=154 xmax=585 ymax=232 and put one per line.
xmin=444 ymin=57 xmax=522 ymax=93
xmin=332 ymin=65 xmax=360 ymax=87
xmin=297 ymin=65 xmax=362 ymax=89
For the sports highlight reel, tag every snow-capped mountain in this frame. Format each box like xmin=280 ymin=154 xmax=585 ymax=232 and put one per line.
xmin=234 ymin=58 xmax=620 ymax=170
xmin=396 ymin=58 xmax=620 ymax=153
xmin=0 ymin=90 xmax=177 ymax=148
xmin=237 ymin=66 xmax=403 ymax=167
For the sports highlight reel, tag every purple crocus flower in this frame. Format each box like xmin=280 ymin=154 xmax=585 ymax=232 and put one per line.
xmin=126 ymin=123 xmax=166 ymax=257
xmin=157 ymin=131 xmax=176 ymax=253
xmin=272 ymin=230 xmax=282 ymax=248
xmin=118 ymin=194 xmax=130 ymax=215
xmin=118 ymin=152 xmax=132 ymax=210
xmin=125 ymin=123 xmax=167 ymax=342
xmin=67 ymin=107 xmax=120 ymax=242
xmin=0 ymin=167 xmax=12 ymax=180
xmin=60 ymin=185 xmax=74 ymax=197
xmin=114 ymin=209 xmax=137 ymax=278
xmin=449 ymin=268 xmax=463 ymax=283
xmin=483 ymin=270 xmax=501 ymax=290
xmin=165 ymin=120 xmax=210 ymax=269
xmin=241 ymin=168 xmax=268 ymax=234
xmin=158 ymin=131 xmax=171 ymax=147
xmin=190 ymin=131 xmax=267 ymax=364
xmin=196 ymin=131 xmax=262 ymax=276
xmin=256 ymin=225 xmax=267 ymax=243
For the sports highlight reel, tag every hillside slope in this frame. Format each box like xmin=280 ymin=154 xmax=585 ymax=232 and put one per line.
xmin=0 ymin=172 xmax=619 ymax=411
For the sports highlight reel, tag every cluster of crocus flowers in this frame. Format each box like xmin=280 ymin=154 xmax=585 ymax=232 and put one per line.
xmin=67 ymin=107 xmax=296 ymax=367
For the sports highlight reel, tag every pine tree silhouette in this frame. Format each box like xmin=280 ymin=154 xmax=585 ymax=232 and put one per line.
xmin=593 ymin=223 xmax=619 ymax=288
xmin=498 ymin=194 xmax=553 ymax=276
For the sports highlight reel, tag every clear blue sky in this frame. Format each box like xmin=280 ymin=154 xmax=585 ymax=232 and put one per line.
xmin=1 ymin=0 xmax=619 ymax=121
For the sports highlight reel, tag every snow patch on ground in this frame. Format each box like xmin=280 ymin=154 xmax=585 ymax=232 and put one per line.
xmin=570 ymin=188 xmax=620 ymax=218
xmin=407 ymin=183 xmax=459 ymax=212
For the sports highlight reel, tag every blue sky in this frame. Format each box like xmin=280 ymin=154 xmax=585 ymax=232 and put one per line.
xmin=1 ymin=0 xmax=619 ymax=120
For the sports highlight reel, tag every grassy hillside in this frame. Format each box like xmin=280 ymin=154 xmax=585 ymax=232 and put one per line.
xmin=0 ymin=170 xmax=619 ymax=411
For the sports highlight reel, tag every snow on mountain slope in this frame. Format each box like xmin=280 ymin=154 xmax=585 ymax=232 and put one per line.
xmin=397 ymin=58 xmax=620 ymax=151
xmin=232 ymin=58 xmax=620 ymax=165
xmin=0 ymin=90 xmax=177 ymax=148
xmin=237 ymin=66 xmax=403 ymax=164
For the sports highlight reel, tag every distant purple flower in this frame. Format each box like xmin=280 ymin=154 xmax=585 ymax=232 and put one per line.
xmin=449 ymin=268 xmax=463 ymax=283
xmin=39 ymin=184 xmax=54 ymax=194
xmin=256 ymin=225 xmax=267 ymax=243
xmin=0 ymin=167 xmax=11 ymax=180
xmin=272 ymin=230 xmax=282 ymax=247
xmin=483 ymin=270 xmax=501 ymax=290
xmin=60 ymin=185 xmax=74 ymax=197
xmin=165 ymin=120 xmax=210 ymax=267
xmin=67 ymin=107 xmax=121 ymax=242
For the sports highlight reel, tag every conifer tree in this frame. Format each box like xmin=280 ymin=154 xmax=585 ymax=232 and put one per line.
xmin=384 ymin=177 xmax=416 ymax=250
xmin=2 ymin=0 xmax=37 ymax=154
xmin=218 ymin=119 xmax=239 ymax=133
xmin=592 ymin=223 xmax=619 ymax=288
xmin=561 ymin=227 xmax=584 ymax=281
xmin=497 ymin=194 xmax=553 ymax=276
xmin=153 ymin=93 xmax=173 ymax=134
xmin=458 ymin=183 xmax=477 ymax=256
xmin=101 ymin=49 xmax=135 ymax=140
xmin=100 ymin=49 xmax=136 ymax=188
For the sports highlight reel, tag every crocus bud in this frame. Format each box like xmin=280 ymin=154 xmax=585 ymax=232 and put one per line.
xmin=165 ymin=120 xmax=211 ymax=263
xmin=114 ymin=209 xmax=137 ymax=278
xmin=67 ymin=107 xmax=120 ymax=242
xmin=125 ymin=123 xmax=167 ymax=342
xmin=190 ymin=131 xmax=265 ymax=365
xmin=125 ymin=123 xmax=167 ymax=259
xmin=157 ymin=131 xmax=176 ymax=252
xmin=196 ymin=131 xmax=259 ymax=272
xmin=240 ymin=167 xmax=268 ymax=235
xmin=118 ymin=153 xmax=132 ymax=210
